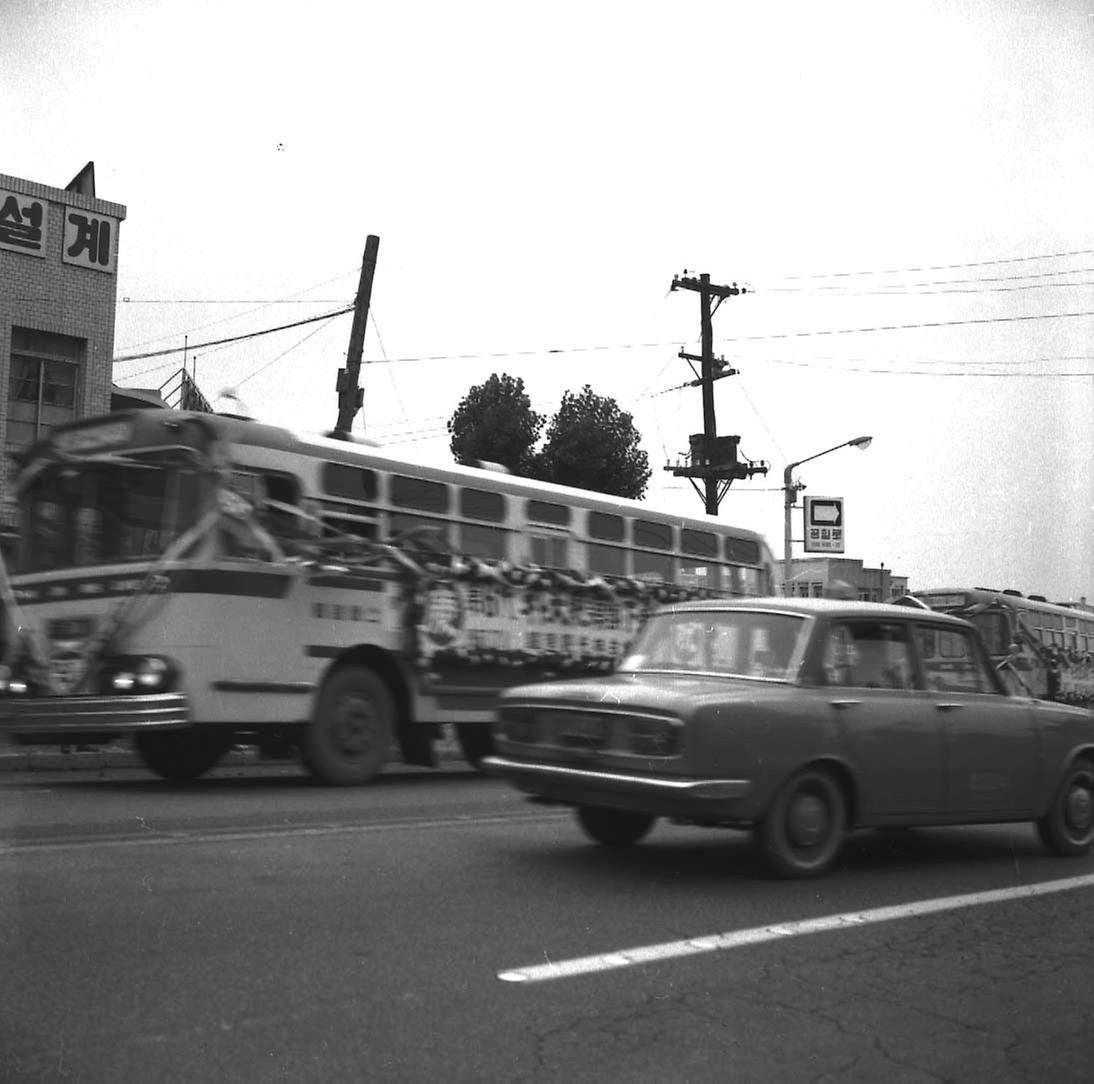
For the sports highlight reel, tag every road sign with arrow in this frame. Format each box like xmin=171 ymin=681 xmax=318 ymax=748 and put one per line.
xmin=804 ymin=496 xmax=845 ymax=553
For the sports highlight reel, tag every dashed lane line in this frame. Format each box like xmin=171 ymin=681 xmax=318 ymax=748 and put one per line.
xmin=497 ymin=871 xmax=1094 ymax=983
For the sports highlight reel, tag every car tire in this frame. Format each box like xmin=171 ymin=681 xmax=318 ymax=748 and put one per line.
xmin=1036 ymin=757 xmax=1094 ymax=857
xmin=303 ymin=665 xmax=394 ymax=785
xmin=576 ymin=805 xmax=656 ymax=847
xmin=758 ymin=767 xmax=847 ymax=879
xmin=134 ymin=728 xmax=229 ymax=782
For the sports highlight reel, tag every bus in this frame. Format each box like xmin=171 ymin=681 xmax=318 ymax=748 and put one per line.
xmin=0 ymin=408 xmax=778 ymax=783
xmin=911 ymin=586 xmax=1094 ymax=707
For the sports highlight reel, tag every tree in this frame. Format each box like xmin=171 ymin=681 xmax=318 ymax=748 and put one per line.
xmin=538 ymin=385 xmax=651 ymax=500
xmin=447 ymin=374 xmax=544 ymax=475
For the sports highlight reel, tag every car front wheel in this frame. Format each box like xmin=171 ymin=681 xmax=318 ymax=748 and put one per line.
xmin=1037 ymin=757 xmax=1094 ymax=857
xmin=758 ymin=767 xmax=847 ymax=878
xmin=576 ymin=805 xmax=656 ymax=847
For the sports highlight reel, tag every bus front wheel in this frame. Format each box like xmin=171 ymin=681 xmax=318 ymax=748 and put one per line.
xmin=304 ymin=665 xmax=394 ymax=785
xmin=134 ymin=728 xmax=229 ymax=782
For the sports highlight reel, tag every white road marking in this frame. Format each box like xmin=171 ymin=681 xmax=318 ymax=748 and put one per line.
xmin=497 ymin=872 xmax=1094 ymax=983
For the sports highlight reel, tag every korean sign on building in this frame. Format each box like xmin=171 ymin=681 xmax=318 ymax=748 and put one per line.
xmin=0 ymin=185 xmax=118 ymax=272
xmin=0 ymin=187 xmax=49 ymax=258
xmin=803 ymin=495 xmax=845 ymax=553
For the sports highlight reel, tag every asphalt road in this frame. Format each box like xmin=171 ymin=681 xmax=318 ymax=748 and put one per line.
xmin=3 ymin=764 xmax=1094 ymax=1083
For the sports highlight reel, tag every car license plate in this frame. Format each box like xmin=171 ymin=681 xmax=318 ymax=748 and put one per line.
xmin=558 ymin=713 xmax=607 ymax=749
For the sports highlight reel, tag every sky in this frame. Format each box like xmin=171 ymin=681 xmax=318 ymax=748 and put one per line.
xmin=4 ymin=0 xmax=1093 ymax=601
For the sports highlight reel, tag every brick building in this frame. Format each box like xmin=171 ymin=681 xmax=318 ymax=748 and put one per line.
xmin=0 ymin=163 xmax=126 ymax=548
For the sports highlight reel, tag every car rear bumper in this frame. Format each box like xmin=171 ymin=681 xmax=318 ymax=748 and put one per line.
xmin=482 ymin=754 xmax=752 ymax=817
xmin=0 ymin=693 xmax=190 ymax=737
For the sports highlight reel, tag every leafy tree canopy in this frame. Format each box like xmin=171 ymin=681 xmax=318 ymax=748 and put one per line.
xmin=447 ymin=373 xmax=544 ymax=474
xmin=538 ymin=385 xmax=651 ymax=500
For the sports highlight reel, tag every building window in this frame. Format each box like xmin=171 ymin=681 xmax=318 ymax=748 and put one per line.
xmin=7 ymin=328 xmax=83 ymax=452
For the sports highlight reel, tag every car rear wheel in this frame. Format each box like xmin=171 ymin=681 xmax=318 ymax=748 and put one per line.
xmin=1036 ymin=757 xmax=1094 ymax=857
xmin=758 ymin=767 xmax=847 ymax=878
xmin=576 ymin=805 xmax=656 ymax=847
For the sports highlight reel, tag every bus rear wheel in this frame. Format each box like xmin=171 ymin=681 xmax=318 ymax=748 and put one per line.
xmin=303 ymin=665 xmax=394 ymax=785
xmin=134 ymin=728 xmax=230 ymax=782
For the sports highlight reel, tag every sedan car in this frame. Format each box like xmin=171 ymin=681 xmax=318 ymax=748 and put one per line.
xmin=483 ymin=598 xmax=1094 ymax=878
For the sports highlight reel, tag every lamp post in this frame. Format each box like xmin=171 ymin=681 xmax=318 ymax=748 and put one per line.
xmin=782 ymin=435 xmax=873 ymax=595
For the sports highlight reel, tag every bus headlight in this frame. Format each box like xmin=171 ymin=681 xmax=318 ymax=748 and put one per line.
xmin=135 ymin=657 xmax=170 ymax=690
xmin=103 ymin=656 xmax=176 ymax=694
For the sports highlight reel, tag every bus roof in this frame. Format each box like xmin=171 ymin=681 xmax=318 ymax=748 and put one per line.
xmin=23 ymin=409 xmax=770 ymax=541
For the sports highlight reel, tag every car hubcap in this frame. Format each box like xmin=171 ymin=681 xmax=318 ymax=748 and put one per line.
xmin=1065 ymin=780 xmax=1093 ymax=834
xmin=788 ymin=792 xmax=829 ymax=849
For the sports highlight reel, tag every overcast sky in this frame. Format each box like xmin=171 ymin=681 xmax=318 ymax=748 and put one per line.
xmin=4 ymin=0 xmax=1093 ymax=600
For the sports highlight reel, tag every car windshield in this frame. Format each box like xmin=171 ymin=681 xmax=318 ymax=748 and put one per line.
xmin=619 ymin=609 xmax=807 ymax=681
xmin=18 ymin=451 xmax=205 ymax=573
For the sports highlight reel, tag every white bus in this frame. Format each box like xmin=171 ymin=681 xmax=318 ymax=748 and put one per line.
xmin=0 ymin=408 xmax=777 ymax=783
xmin=912 ymin=586 xmax=1094 ymax=707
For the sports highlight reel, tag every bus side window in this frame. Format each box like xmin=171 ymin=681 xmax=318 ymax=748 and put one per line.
xmin=587 ymin=542 xmax=626 ymax=576
xmin=634 ymin=549 xmax=674 ymax=584
xmin=530 ymin=534 xmax=568 ymax=569
xmin=461 ymin=523 xmax=508 ymax=560
xmin=260 ymin=472 xmax=304 ymax=539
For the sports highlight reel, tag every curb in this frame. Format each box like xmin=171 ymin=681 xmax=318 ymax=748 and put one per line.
xmin=0 ymin=736 xmax=469 ymax=773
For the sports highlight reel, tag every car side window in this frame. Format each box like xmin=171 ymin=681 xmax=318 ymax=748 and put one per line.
xmin=916 ymin=625 xmax=993 ymax=694
xmin=822 ymin=621 xmax=914 ymax=690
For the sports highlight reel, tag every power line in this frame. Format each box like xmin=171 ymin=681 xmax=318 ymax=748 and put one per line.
xmin=771 ymin=248 xmax=1094 ymax=282
xmin=112 ymin=306 xmax=354 ymax=364
xmin=116 ymin=265 xmax=361 ymax=352
xmin=237 ymin=316 xmax=344 ymax=388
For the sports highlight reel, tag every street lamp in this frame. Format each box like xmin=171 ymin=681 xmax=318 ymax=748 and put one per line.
xmin=782 ymin=435 xmax=873 ymax=595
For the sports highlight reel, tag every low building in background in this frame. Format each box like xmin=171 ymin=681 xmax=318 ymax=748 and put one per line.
xmin=0 ymin=163 xmax=126 ymax=552
xmin=787 ymin=556 xmax=908 ymax=601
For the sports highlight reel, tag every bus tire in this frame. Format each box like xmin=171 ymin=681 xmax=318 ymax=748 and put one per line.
xmin=134 ymin=728 xmax=229 ymax=782
xmin=304 ymin=665 xmax=394 ymax=785
xmin=455 ymin=723 xmax=495 ymax=769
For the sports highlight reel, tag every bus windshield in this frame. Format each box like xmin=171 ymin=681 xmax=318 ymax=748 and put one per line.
xmin=18 ymin=451 xmax=205 ymax=573
xmin=968 ymin=611 xmax=1012 ymax=655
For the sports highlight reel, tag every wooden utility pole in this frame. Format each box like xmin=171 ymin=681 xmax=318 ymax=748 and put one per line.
xmin=666 ymin=271 xmax=768 ymax=515
xmin=333 ymin=234 xmax=380 ymax=436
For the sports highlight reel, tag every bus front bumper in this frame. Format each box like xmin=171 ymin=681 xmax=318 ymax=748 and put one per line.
xmin=0 ymin=692 xmax=190 ymax=737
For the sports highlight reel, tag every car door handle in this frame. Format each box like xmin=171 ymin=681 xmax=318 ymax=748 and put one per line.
xmin=935 ymin=702 xmax=964 ymax=712
xmin=829 ymin=699 xmax=862 ymax=710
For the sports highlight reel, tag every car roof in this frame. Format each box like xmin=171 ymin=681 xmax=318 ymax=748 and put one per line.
xmin=659 ymin=596 xmax=973 ymax=627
